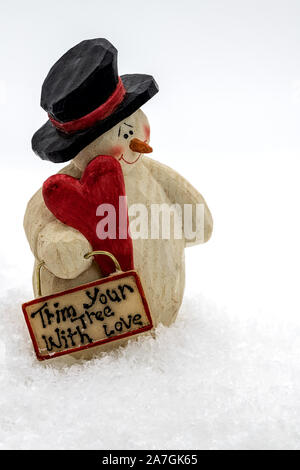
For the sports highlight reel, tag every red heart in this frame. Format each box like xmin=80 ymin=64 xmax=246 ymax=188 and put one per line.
xmin=42 ymin=155 xmax=134 ymax=276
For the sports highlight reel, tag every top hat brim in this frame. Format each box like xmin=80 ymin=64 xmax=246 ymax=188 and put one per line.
xmin=32 ymin=74 xmax=159 ymax=163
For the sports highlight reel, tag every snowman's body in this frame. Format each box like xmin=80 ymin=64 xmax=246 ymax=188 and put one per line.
xmin=24 ymin=110 xmax=213 ymax=330
xmin=124 ymin=158 xmax=186 ymax=326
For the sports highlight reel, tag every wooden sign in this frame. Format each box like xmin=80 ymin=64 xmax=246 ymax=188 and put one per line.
xmin=22 ymin=271 xmax=153 ymax=361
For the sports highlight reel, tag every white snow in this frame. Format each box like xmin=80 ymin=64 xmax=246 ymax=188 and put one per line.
xmin=1 ymin=282 xmax=300 ymax=449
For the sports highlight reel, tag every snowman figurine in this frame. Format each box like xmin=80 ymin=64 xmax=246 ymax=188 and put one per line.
xmin=24 ymin=38 xmax=213 ymax=330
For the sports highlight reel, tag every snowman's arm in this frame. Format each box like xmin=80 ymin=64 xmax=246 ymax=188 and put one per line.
xmin=144 ymin=157 xmax=213 ymax=246
xmin=23 ymin=162 xmax=92 ymax=278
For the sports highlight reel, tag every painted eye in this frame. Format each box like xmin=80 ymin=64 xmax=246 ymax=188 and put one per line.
xmin=124 ymin=134 xmax=128 ymax=139
xmin=129 ymin=130 xmax=133 ymax=135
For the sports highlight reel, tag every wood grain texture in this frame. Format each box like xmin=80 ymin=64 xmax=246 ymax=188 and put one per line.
xmin=24 ymin=111 xmax=213 ymax=332
xmin=23 ymin=271 xmax=153 ymax=360
xmin=42 ymin=155 xmax=134 ymax=276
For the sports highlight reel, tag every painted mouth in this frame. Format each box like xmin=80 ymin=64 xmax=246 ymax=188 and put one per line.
xmin=118 ymin=153 xmax=142 ymax=165
xmin=118 ymin=140 xmax=150 ymax=165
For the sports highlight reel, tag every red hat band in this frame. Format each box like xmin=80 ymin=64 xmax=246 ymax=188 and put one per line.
xmin=48 ymin=77 xmax=126 ymax=134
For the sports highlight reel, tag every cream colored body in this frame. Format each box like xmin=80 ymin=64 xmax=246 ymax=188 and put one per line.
xmin=24 ymin=110 xmax=213 ymax=329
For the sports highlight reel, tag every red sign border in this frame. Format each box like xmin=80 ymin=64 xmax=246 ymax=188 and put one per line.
xmin=22 ymin=271 xmax=153 ymax=361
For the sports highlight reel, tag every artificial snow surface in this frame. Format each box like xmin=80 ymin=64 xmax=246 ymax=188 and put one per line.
xmin=1 ymin=288 xmax=300 ymax=450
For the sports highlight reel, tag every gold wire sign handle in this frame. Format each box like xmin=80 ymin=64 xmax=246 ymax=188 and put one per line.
xmin=23 ymin=250 xmax=153 ymax=361
xmin=36 ymin=261 xmax=45 ymax=298
xmin=36 ymin=251 xmax=121 ymax=297
xmin=84 ymin=250 xmax=121 ymax=271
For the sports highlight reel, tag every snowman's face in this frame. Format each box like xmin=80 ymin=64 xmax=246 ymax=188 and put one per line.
xmin=73 ymin=109 xmax=151 ymax=172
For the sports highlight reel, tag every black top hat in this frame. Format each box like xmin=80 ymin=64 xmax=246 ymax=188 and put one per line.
xmin=32 ymin=38 xmax=159 ymax=163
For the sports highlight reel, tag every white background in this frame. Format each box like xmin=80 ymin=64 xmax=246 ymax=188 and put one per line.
xmin=0 ymin=0 xmax=300 ymax=450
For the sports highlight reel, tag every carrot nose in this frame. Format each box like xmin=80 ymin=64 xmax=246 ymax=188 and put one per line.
xmin=129 ymin=138 xmax=153 ymax=153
